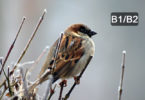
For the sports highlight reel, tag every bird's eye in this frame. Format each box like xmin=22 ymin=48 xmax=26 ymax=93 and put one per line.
xmin=79 ymin=26 xmax=90 ymax=34
xmin=79 ymin=26 xmax=87 ymax=33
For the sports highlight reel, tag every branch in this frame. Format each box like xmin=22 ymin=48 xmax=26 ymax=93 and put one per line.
xmin=47 ymin=84 xmax=56 ymax=100
xmin=0 ymin=16 xmax=26 ymax=74
xmin=43 ymin=33 xmax=63 ymax=100
xmin=64 ymin=56 xmax=93 ymax=100
xmin=28 ymin=33 xmax=63 ymax=97
xmin=26 ymin=46 xmax=49 ymax=79
xmin=11 ymin=9 xmax=47 ymax=75
xmin=118 ymin=50 xmax=126 ymax=100
xmin=0 ymin=16 xmax=26 ymax=99
xmin=28 ymin=70 xmax=51 ymax=93
xmin=19 ymin=67 xmax=29 ymax=99
xmin=43 ymin=75 xmax=53 ymax=100
xmin=7 ymin=66 xmax=14 ymax=96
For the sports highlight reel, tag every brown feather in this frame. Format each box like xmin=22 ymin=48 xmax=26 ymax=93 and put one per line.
xmin=48 ymin=34 xmax=85 ymax=79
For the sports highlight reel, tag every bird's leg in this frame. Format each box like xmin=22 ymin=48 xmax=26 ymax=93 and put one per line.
xmin=73 ymin=76 xmax=80 ymax=84
xmin=59 ymin=80 xmax=67 ymax=87
xmin=58 ymin=80 xmax=67 ymax=100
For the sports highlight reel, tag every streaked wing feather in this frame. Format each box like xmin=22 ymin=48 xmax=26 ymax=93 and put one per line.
xmin=50 ymin=34 xmax=85 ymax=78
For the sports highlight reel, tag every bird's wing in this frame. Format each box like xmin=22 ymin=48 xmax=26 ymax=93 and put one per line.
xmin=49 ymin=34 xmax=85 ymax=79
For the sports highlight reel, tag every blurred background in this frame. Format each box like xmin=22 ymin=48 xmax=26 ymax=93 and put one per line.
xmin=0 ymin=0 xmax=145 ymax=100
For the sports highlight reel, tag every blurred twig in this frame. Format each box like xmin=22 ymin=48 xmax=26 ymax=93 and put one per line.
xmin=0 ymin=82 xmax=7 ymax=99
xmin=118 ymin=50 xmax=126 ymax=100
xmin=0 ymin=17 xmax=26 ymax=74
xmin=43 ymin=75 xmax=53 ymax=100
xmin=7 ymin=66 xmax=14 ymax=96
xmin=19 ymin=67 xmax=29 ymax=99
xmin=64 ymin=56 xmax=93 ymax=100
xmin=0 ymin=57 xmax=3 ymax=65
xmin=26 ymin=46 xmax=49 ymax=79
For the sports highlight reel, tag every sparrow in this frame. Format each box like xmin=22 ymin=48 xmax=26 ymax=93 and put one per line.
xmin=29 ymin=24 xmax=97 ymax=91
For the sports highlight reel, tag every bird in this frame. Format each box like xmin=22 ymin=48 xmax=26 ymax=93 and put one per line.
xmin=29 ymin=24 xmax=97 ymax=91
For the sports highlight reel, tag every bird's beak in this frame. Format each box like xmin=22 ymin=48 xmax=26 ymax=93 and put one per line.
xmin=89 ymin=30 xmax=97 ymax=37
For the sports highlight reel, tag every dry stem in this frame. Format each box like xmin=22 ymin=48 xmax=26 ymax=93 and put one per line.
xmin=48 ymin=84 xmax=56 ymax=100
xmin=0 ymin=9 xmax=47 ymax=100
xmin=118 ymin=50 xmax=126 ymax=100
xmin=12 ymin=9 xmax=47 ymax=74
xmin=0 ymin=17 xmax=26 ymax=74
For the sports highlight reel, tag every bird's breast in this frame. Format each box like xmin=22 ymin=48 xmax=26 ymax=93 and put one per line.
xmin=83 ymin=38 xmax=95 ymax=57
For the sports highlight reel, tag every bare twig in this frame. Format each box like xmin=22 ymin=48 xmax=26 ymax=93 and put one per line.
xmin=0 ymin=57 xmax=3 ymax=65
xmin=64 ymin=56 xmax=93 ymax=100
xmin=11 ymin=9 xmax=47 ymax=75
xmin=28 ymin=70 xmax=51 ymax=93
xmin=48 ymin=84 xmax=56 ymax=100
xmin=0 ymin=86 xmax=7 ymax=99
xmin=0 ymin=17 xmax=26 ymax=74
xmin=43 ymin=33 xmax=63 ymax=100
xmin=19 ymin=67 xmax=29 ymax=99
xmin=28 ymin=33 xmax=63 ymax=96
xmin=43 ymin=75 xmax=53 ymax=100
xmin=45 ymin=33 xmax=63 ymax=100
xmin=26 ymin=46 xmax=49 ymax=79
xmin=0 ymin=17 xmax=26 ymax=98
xmin=118 ymin=50 xmax=126 ymax=100
xmin=0 ymin=17 xmax=26 ymax=99
xmin=7 ymin=66 xmax=14 ymax=96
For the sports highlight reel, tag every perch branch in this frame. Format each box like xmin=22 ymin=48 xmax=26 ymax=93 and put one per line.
xmin=28 ymin=33 xmax=63 ymax=97
xmin=43 ymin=75 xmax=53 ymax=100
xmin=48 ymin=84 xmax=56 ymax=100
xmin=64 ymin=56 xmax=93 ymax=100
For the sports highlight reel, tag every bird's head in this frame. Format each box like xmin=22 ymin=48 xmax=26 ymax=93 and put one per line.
xmin=65 ymin=24 xmax=97 ymax=37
